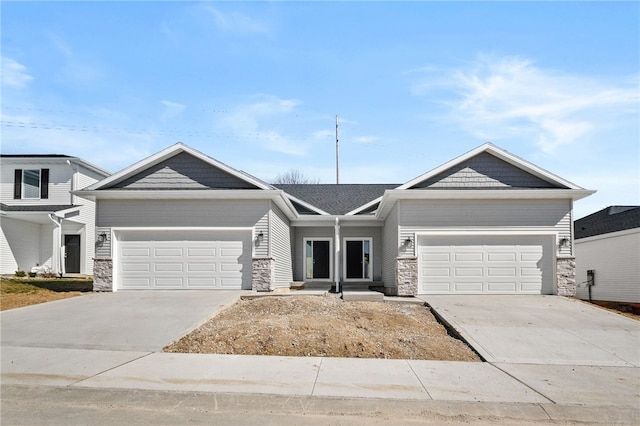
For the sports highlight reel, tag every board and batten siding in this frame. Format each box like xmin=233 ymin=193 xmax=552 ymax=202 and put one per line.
xmin=269 ymin=203 xmax=293 ymax=288
xmin=574 ymin=229 xmax=640 ymax=303
xmin=381 ymin=204 xmax=400 ymax=288
xmin=398 ymin=199 xmax=573 ymax=256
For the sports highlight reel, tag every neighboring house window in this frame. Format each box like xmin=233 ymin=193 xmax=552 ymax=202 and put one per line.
xmin=14 ymin=168 xmax=49 ymax=199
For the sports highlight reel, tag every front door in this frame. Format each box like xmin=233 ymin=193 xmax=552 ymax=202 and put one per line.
xmin=344 ymin=238 xmax=372 ymax=280
xmin=64 ymin=234 xmax=81 ymax=273
xmin=305 ymin=239 xmax=331 ymax=280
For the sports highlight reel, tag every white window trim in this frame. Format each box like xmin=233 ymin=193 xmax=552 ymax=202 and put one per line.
xmin=22 ymin=169 xmax=42 ymax=199
xmin=302 ymin=237 xmax=333 ymax=282
xmin=343 ymin=237 xmax=373 ymax=282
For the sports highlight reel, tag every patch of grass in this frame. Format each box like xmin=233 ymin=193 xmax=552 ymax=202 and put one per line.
xmin=0 ymin=277 xmax=92 ymax=310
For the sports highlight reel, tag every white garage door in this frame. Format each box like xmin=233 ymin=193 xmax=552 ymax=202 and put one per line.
xmin=116 ymin=230 xmax=251 ymax=290
xmin=418 ymin=235 xmax=553 ymax=295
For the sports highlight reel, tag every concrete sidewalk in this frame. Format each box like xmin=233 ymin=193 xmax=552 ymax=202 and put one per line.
xmin=2 ymin=345 xmax=639 ymax=424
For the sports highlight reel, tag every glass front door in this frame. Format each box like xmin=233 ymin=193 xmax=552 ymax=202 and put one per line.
xmin=344 ymin=238 xmax=372 ymax=281
xmin=305 ymin=239 xmax=331 ymax=280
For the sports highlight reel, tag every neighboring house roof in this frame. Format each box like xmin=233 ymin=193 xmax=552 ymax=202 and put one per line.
xmin=0 ymin=154 xmax=111 ymax=177
xmin=0 ymin=203 xmax=75 ymax=212
xmin=274 ymin=184 xmax=399 ymax=215
xmin=574 ymin=206 xmax=640 ymax=239
xmin=0 ymin=154 xmax=72 ymax=158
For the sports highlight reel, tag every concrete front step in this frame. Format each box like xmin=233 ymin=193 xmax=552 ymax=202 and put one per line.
xmin=342 ymin=291 xmax=385 ymax=302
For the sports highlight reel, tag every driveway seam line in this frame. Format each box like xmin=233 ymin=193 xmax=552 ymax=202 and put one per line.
xmin=405 ymin=360 xmax=433 ymax=400
xmin=310 ymin=357 xmax=323 ymax=396
xmin=67 ymin=351 xmax=154 ymax=387
xmin=489 ymin=362 xmax=556 ymax=404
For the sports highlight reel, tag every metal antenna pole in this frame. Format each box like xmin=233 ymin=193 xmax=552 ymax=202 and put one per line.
xmin=335 ymin=115 xmax=339 ymax=184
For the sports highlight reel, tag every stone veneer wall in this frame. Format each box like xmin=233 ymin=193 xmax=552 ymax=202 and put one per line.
xmin=93 ymin=258 xmax=113 ymax=291
xmin=396 ymin=257 xmax=418 ymax=296
xmin=252 ymin=257 xmax=275 ymax=292
xmin=556 ymin=257 xmax=576 ymax=297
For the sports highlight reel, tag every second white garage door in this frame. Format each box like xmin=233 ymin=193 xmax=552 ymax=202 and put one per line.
xmin=116 ymin=230 xmax=251 ymax=290
xmin=418 ymin=235 xmax=554 ymax=295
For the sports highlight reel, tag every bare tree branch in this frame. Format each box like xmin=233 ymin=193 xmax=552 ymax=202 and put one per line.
xmin=272 ymin=169 xmax=320 ymax=184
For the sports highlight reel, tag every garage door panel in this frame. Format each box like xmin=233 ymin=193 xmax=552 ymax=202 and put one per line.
xmin=455 ymin=267 xmax=483 ymax=277
xmin=155 ymin=277 xmax=184 ymax=288
xmin=117 ymin=231 xmax=250 ymax=290
xmin=121 ymin=262 xmax=151 ymax=272
xmin=488 ymin=252 xmax=516 ymax=262
xmin=455 ymin=252 xmax=483 ymax=262
xmin=418 ymin=235 xmax=552 ymax=295
xmin=487 ymin=281 xmax=517 ymax=292
xmin=187 ymin=263 xmax=216 ymax=272
xmin=488 ymin=267 xmax=516 ymax=277
xmin=155 ymin=247 xmax=183 ymax=257
xmin=454 ymin=281 xmax=484 ymax=292
xmin=122 ymin=247 xmax=151 ymax=257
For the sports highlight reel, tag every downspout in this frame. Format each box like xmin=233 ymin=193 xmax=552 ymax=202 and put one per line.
xmin=48 ymin=214 xmax=65 ymax=276
xmin=334 ymin=217 xmax=340 ymax=293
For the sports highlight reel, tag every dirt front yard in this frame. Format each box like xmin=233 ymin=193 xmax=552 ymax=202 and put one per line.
xmin=165 ymin=295 xmax=480 ymax=361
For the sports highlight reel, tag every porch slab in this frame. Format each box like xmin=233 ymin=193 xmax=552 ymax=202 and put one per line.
xmin=342 ymin=291 xmax=385 ymax=302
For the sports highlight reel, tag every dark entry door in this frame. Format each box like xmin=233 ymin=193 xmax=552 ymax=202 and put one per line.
xmin=64 ymin=235 xmax=81 ymax=273
xmin=345 ymin=239 xmax=371 ymax=280
xmin=305 ymin=240 xmax=330 ymax=280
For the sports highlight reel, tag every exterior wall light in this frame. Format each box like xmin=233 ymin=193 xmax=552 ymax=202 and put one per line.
xmin=98 ymin=232 xmax=109 ymax=243
xmin=559 ymin=237 xmax=569 ymax=248
xmin=256 ymin=231 xmax=264 ymax=244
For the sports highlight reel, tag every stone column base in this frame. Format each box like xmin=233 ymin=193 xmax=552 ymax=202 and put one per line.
xmin=93 ymin=258 xmax=113 ymax=292
xmin=252 ymin=257 xmax=275 ymax=292
xmin=396 ymin=257 xmax=418 ymax=296
xmin=557 ymin=257 xmax=576 ymax=297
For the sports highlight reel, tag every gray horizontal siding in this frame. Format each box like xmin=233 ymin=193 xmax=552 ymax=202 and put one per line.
xmin=270 ymin=204 xmax=293 ymax=288
xmin=399 ymin=199 xmax=573 ymax=256
xmin=412 ymin=152 xmax=558 ymax=189
xmin=97 ymin=199 xmax=270 ymax=228
xmin=382 ymin=205 xmax=399 ymax=288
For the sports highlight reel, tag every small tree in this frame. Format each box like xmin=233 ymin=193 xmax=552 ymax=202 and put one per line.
xmin=272 ymin=169 xmax=320 ymax=184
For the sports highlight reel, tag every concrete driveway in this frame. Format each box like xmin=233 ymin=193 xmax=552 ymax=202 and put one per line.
xmin=422 ymin=295 xmax=639 ymax=367
xmin=0 ymin=291 xmax=243 ymax=352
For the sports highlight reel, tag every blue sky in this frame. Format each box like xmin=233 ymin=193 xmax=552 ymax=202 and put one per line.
xmin=1 ymin=1 xmax=638 ymax=218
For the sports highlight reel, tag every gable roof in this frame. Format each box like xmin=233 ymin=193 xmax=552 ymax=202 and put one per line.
xmin=274 ymin=184 xmax=398 ymax=215
xmin=574 ymin=206 xmax=640 ymax=239
xmin=398 ymin=143 xmax=583 ymax=190
xmin=83 ymin=143 xmax=272 ymax=191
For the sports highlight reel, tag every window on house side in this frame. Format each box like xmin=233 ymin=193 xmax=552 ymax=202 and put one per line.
xmin=23 ymin=169 xmax=41 ymax=199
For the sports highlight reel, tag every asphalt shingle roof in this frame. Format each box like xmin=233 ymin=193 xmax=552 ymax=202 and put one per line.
xmin=0 ymin=203 xmax=76 ymax=212
xmin=274 ymin=184 xmax=399 ymax=215
xmin=574 ymin=206 xmax=640 ymax=239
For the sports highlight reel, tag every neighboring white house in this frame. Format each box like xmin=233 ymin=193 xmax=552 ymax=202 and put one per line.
xmin=574 ymin=206 xmax=640 ymax=304
xmin=77 ymin=142 xmax=594 ymax=295
xmin=1 ymin=154 xmax=111 ymax=275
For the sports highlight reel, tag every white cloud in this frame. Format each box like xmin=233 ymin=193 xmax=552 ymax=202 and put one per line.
xmin=313 ymin=129 xmax=334 ymax=140
xmin=220 ymin=95 xmax=308 ymax=156
xmin=160 ymin=100 xmax=186 ymax=119
xmin=354 ymin=136 xmax=376 ymax=144
xmin=414 ymin=55 xmax=639 ymax=153
xmin=1 ymin=57 xmax=33 ymax=88
xmin=202 ymin=6 xmax=269 ymax=35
